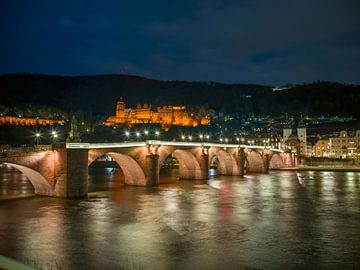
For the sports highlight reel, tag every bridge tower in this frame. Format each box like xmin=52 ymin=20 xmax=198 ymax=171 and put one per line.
xmin=283 ymin=120 xmax=292 ymax=142
xmin=297 ymin=113 xmax=307 ymax=156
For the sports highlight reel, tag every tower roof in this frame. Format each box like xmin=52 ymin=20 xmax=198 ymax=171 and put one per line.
xmin=298 ymin=113 xmax=305 ymax=128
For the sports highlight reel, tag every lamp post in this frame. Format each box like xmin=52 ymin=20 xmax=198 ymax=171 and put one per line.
xmin=51 ymin=131 xmax=58 ymax=142
xmin=35 ymin=133 xmax=40 ymax=145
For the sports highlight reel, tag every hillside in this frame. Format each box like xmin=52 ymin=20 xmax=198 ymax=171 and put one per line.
xmin=0 ymin=73 xmax=360 ymax=118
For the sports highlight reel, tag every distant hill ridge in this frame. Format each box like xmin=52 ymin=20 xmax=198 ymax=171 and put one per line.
xmin=0 ymin=73 xmax=360 ymax=118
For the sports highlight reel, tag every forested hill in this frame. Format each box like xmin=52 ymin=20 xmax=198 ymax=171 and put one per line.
xmin=0 ymin=73 xmax=360 ymax=118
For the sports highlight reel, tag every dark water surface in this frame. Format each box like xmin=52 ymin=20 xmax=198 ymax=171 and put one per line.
xmin=1 ymin=167 xmax=360 ymax=269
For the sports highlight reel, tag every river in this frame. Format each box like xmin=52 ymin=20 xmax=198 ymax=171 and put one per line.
xmin=0 ymin=166 xmax=360 ymax=269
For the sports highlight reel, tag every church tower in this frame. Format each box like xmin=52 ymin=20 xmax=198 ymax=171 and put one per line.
xmin=297 ymin=113 xmax=307 ymax=156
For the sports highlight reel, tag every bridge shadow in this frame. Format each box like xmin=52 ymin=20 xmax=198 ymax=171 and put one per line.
xmin=88 ymin=155 xmax=125 ymax=194
xmin=159 ymin=154 xmax=180 ymax=185
xmin=0 ymin=164 xmax=35 ymax=199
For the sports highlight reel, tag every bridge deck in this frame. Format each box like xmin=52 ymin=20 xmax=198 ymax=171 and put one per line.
xmin=66 ymin=140 xmax=283 ymax=153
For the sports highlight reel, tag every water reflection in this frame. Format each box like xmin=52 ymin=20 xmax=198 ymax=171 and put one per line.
xmin=0 ymin=166 xmax=34 ymax=198
xmin=0 ymin=169 xmax=360 ymax=269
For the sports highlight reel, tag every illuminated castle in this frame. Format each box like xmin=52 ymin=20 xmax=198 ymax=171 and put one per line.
xmin=102 ymin=99 xmax=210 ymax=131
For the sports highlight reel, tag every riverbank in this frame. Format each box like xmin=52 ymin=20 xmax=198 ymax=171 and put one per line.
xmin=277 ymin=166 xmax=360 ymax=172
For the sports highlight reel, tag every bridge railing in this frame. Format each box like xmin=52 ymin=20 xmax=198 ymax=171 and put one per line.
xmin=66 ymin=140 xmax=284 ymax=153
xmin=0 ymin=145 xmax=52 ymax=157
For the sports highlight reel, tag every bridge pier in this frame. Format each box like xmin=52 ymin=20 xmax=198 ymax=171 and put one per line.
xmin=237 ymin=148 xmax=245 ymax=176
xmin=143 ymin=153 xmax=159 ymax=186
xmin=262 ymin=153 xmax=270 ymax=174
xmin=65 ymin=148 xmax=89 ymax=198
xmin=198 ymin=152 xmax=209 ymax=180
xmin=53 ymin=145 xmax=89 ymax=198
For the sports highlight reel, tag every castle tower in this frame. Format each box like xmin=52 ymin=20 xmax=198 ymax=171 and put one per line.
xmin=116 ymin=98 xmax=125 ymax=118
xmin=297 ymin=113 xmax=307 ymax=156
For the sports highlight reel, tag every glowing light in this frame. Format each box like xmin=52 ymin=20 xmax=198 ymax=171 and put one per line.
xmin=125 ymin=131 xmax=130 ymax=136
xmin=225 ymin=138 xmax=229 ymax=142
xmin=206 ymin=135 xmax=210 ymax=139
xmin=136 ymin=132 xmax=140 ymax=137
xmin=199 ymin=134 xmax=203 ymax=139
xmin=155 ymin=131 xmax=160 ymax=136
xmin=36 ymin=133 xmax=41 ymax=138
xmin=188 ymin=136 xmax=192 ymax=140
xmin=220 ymin=138 xmax=223 ymax=142
xmin=144 ymin=130 xmax=148 ymax=135
xmin=181 ymin=135 xmax=185 ymax=140
xmin=236 ymin=137 xmax=240 ymax=142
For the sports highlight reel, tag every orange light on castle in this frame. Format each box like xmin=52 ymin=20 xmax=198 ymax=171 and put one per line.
xmin=0 ymin=116 xmax=65 ymax=126
xmin=102 ymin=99 xmax=210 ymax=131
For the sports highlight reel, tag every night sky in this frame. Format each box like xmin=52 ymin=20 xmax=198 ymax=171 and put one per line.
xmin=1 ymin=0 xmax=359 ymax=85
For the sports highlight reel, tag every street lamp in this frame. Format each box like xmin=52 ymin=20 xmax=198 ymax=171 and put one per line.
xmin=144 ymin=130 xmax=148 ymax=136
xmin=181 ymin=135 xmax=185 ymax=140
xmin=188 ymin=136 xmax=192 ymax=141
xmin=35 ymin=133 xmax=40 ymax=145
xmin=51 ymin=131 xmax=58 ymax=142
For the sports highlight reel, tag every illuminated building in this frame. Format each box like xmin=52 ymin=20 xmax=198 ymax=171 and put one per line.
xmin=330 ymin=130 xmax=360 ymax=159
xmin=103 ymin=99 xmax=210 ymax=131
xmin=313 ymin=139 xmax=330 ymax=157
xmin=0 ymin=116 xmax=64 ymax=126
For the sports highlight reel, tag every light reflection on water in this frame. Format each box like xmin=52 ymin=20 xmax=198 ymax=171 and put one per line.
xmin=0 ymin=167 xmax=360 ymax=269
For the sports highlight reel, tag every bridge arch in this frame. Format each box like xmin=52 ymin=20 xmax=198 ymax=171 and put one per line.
xmin=3 ymin=163 xmax=54 ymax=196
xmin=283 ymin=153 xmax=293 ymax=167
xmin=210 ymin=150 xmax=239 ymax=175
xmin=158 ymin=147 xmax=204 ymax=180
xmin=245 ymin=150 xmax=265 ymax=173
xmin=172 ymin=150 xmax=203 ymax=179
xmin=88 ymin=151 xmax=146 ymax=186
xmin=269 ymin=153 xmax=284 ymax=169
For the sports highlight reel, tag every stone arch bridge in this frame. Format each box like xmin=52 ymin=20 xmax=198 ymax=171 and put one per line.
xmin=0 ymin=141 xmax=296 ymax=198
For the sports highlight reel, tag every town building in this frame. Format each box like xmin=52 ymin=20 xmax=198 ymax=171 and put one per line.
xmin=329 ymin=130 xmax=360 ymax=159
xmin=313 ymin=139 xmax=330 ymax=157
xmin=102 ymin=99 xmax=210 ymax=131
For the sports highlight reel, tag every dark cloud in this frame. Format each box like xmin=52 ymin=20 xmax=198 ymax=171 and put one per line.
xmin=0 ymin=0 xmax=359 ymax=85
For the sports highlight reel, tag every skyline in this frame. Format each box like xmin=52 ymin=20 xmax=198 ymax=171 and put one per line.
xmin=1 ymin=0 xmax=360 ymax=85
